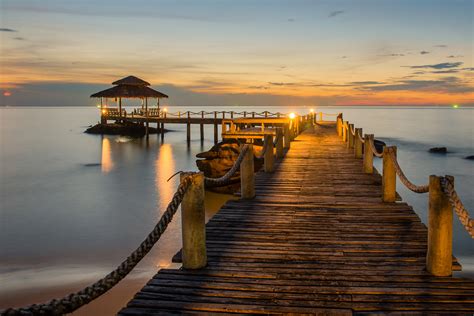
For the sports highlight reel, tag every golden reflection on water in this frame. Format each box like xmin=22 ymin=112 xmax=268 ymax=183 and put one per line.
xmin=155 ymin=143 xmax=176 ymax=211
xmin=100 ymin=137 xmax=114 ymax=173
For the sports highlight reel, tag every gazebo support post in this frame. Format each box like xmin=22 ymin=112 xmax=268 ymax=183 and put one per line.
xmin=145 ymin=97 xmax=149 ymax=139
xmin=118 ymin=97 xmax=122 ymax=122
xmin=200 ymin=111 xmax=204 ymax=144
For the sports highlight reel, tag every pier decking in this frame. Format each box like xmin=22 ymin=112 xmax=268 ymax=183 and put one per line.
xmin=119 ymin=122 xmax=474 ymax=315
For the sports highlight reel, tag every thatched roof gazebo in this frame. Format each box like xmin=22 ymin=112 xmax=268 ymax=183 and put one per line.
xmin=91 ymin=75 xmax=168 ymax=117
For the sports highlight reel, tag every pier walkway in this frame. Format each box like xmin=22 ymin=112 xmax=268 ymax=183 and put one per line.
xmin=119 ymin=123 xmax=474 ymax=315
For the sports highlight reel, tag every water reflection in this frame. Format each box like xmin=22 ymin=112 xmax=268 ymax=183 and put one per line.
xmin=155 ymin=144 xmax=176 ymax=211
xmin=100 ymin=137 xmax=114 ymax=173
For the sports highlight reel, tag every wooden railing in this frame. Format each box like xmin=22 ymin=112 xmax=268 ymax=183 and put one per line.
xmin=337 ymin=114 xmax=473 ymax=277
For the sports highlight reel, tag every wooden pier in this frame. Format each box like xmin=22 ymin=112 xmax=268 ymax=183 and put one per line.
xmin=118 ymin=122 xmax=474 ymax=315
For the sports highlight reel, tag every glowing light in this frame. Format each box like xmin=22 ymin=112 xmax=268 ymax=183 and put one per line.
xmin=452 ymin=104 xmax=459 ymax=108
xmin=3 ymin=91 xmax=12 ymax=97
xmin=163 ymin=107 xmax=168 ymax=112
xmin=310 ymin=109 xmax=314 ymax=113
xmin=101 ymin=109 xmax=106 ymax=114
xmin=289 ymin=112 xmax=296 ymax=119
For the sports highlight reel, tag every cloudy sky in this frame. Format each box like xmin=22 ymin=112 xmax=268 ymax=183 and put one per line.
xmin=0 ymin=0 xmax=473 ymax=106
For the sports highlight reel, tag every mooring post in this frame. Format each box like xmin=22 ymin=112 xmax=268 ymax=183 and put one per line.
xmin=382 ymin=146 xmax=397 ymax=202
xmin=240 ymin=144 xmax=255 ymax=199
xmin=354 ymin=128 xmax=363 ymax=158
xmin=283 ymin=124 xmax=291 ymax=149
xmin=276 ymin=128 xmax=284 ymax=159
xmin=264 ymin=135 xmax=274 ymax=173
xmin=180 ymin=172 xmax=206 ymax=269
xmin=347 ymin=124 xmax=355 ymax=148
xmin=426 ymin=175 xmax=453 ymax=276
xmin=319 ymin=112 xmax=323 ymax=122
xmin=336 ymin=114 xmax=343 ymax=136
xmin=186 ymin=111 xmax=191 ymax=143
xmin=363 ymin=134 xmax=374 ymax=174
xmin=342 ymin=122 xmax=348 ymax=142
xmin=213 ymin=111 xmax=218 ymax=144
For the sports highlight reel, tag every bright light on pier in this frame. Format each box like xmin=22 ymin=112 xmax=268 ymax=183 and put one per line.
xmin=310 ymin=109 xmax=314 ymax=113
xmin=452 ymin=104 xmax=459 ymax=109
xmin=289 ymin=112 xmax=296 ymax=119
xmin=163 ymin=107 xmax=168 ymax=112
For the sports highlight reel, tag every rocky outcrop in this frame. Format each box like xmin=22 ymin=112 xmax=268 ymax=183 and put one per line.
xmin=196 ymin=140 xmax=264 ymax=193
xmin=429 ymin=147 xmax=448 ymax=154
xmin=85 ymin=122 xmax=166 ymax=137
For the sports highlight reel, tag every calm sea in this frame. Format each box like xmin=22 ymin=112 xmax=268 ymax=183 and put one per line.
xmin=1 ymin=106 xmax=473 ymax=314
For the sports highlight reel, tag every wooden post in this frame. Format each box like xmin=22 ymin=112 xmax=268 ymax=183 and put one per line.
xmin=231 ymin=111 xmax=234 ymax=119
xmin=276 ymin=128 xmax=284 ymax=159
xmin=347 ymin=124 xmax=355 ymax=148
xmin=200 ymin=111 xmax=204 ymax=143
xmin=118 ymin=97 xmax=122 ymax=121
xmin=283 ymin=124 xmax=291 ymax=149
xmin=252 ymin=112 xmax=255 ymax=118
xmin=342 ymin=122 xmax=348 ymax=142
xmin=161 ymin=110 xmax=165 ymax=139
xmin=145 ymin=97 xmax=149 ymax=139
xmin=426 ymin=175 xmax=453 ymax=277
xmin=363 ymin=134 xmax=374 ymax=174
xmin=186 ymin=111 xmax=191 ymax=143
xmin=336 ymin=117 xmax=342 ymax=136
xmin=382 ymin=146 xmax=397 ymax=202
xmin=213 ymin=111 xmax=218 ymax=144
xmin=319 ymin=112 xmax=323 ymax=122
xmin=180 ymin=172 xmax=206 ymax=269
xmin=240 ymin=144 xmax=255 ymax=199
xmin=354 ymin=128 xmax=363 ymax=158
xmin=264 ymin=135 xmax=274 ymax=173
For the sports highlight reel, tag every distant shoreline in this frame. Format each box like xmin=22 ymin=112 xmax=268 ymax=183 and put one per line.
xmin=1 ymin=104 xmax=474 ymax=108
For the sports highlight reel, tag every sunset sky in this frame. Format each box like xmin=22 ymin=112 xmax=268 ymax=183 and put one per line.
xmin=1 ymin=0 xmax=473 ymax=106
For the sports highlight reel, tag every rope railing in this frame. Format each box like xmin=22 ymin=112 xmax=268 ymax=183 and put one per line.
xmin=357 ymin=131 xmax=365 ymax=143
xmin=204 ymin=145 xmax=250 ymax=187
xmin=1 ymin=177 xmax=193 ymax=316
xmin=387 ymin=148 xmax=429 ymax=193
xmin=368 ymin=137 xmax=384 ymax=157
xmin=349 ymin=124 xmax=356 ymax=136
xmin=440 ymin=177 xmax=474 ymax=238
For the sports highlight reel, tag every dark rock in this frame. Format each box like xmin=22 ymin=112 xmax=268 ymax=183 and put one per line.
xmin=85 ymin=122 xmax=167 ymax=137
xmin=464 ymin=155 xmax=474 ymax=160
xmin=196 ymin=140 xmax=263 ymax=194
xmin=83 ymin=163 xmax=101 ymax=167
xmin=374 ymin=139 xmax=386 ymax=153
xmin=429 ymin=147 xmax=448 ymax=154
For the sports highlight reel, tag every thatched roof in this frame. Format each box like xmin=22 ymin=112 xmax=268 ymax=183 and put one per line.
xmin=112 ymin=75 xmax=150 ymax=86
xmin=90 ymin=75 xmax=168 ymax=99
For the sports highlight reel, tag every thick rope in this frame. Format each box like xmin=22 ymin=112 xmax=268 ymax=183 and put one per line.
xmin=349 ymin=125 xmax=356 ymax=136
xmin=204 ymin=145 xmax=250 ymax=187
xmin=1 ymin=177 xmax=192 ymax=316
xmin=357 ymin=131 xmax=365 ymax=143
xmin=368 ymin=137 xmax=384 ymax=158
xmin=440 ymin=177 xmax=474 ymax=238
xmin=387 ymin=149 xmax=429 ymax=193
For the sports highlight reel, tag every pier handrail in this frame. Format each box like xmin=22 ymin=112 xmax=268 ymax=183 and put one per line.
xmin=386 ymin=147 xmax=429 ymax=193
xmin=338 ymin=116 xmax=473 ymax=245
xmin=441 ymin=177 xmax=474 ymax=238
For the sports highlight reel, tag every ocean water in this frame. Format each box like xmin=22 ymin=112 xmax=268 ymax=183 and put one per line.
xmin=0 ymin=106 xmax=473 ymax=314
